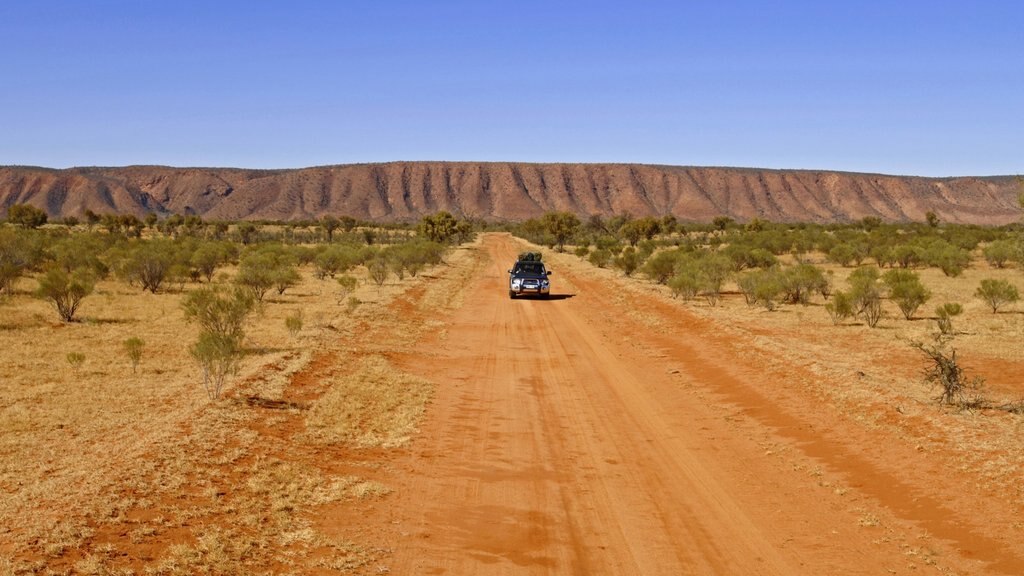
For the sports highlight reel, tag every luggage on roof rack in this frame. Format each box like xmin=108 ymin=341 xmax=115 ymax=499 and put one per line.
xmin=517 ymin=252 xmax=543 ymax=262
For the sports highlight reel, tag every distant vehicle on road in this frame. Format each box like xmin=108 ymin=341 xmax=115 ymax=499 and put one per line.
xmin=508 ymin=252 xmax=552 ymax=299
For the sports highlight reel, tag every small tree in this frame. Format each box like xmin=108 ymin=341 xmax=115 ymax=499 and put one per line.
xmin=182 ymin=286 xmax=255 ymax=342
xmin=35 ymin=267 xmax=95 ymax=322
xmin=975 ymin=278 xmax=1020 ymax=313
xmin=982 ymin=240 xmax=1016 ymax=269
xmin=883 ymin=269 xmax=930 ymax=320
xmin=320 ymin=216 xmax=341 ymax=242
xmin=6 ymin=204 xmax=48 ymax=229
xmin=123 ymin=337 xmax=145 ymax=373
xmin=541 ymin=211 xmax=581 ymax=252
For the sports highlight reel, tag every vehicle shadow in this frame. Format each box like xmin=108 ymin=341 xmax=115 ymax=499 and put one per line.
xmin=512 ymin=293 xmax=575 ymax=301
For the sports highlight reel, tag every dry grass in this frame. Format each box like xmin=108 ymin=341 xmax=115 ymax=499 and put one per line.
xmin=0 ymin=242 xmax=468 ymax=574
xmin=305 ymin=355 xmax=433 ymax=449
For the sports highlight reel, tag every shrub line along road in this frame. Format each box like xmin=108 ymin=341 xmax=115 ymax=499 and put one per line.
xmin=357 ymin=233 xmax=1021 ymax=575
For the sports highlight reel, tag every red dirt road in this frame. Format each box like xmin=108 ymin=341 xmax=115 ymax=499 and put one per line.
xmin=365 ymin=234 xmax=1022 ymax=575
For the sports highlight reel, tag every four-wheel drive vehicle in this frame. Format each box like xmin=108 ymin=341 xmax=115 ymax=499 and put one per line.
xmin=508 ymin=254 xmax=552 ymax=298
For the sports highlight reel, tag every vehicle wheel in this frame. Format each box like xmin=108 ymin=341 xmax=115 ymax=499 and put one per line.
xmin=509 ymin=291 xmax=515 ymax=299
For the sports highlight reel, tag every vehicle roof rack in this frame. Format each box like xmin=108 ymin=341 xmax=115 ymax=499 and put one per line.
xmin=517 ymin=252 xmax=543 ymax=262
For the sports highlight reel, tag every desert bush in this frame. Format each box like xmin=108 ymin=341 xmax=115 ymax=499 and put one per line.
xmin=642 ymin=250 xmax=685 ymax=285
xmin=119 ymin=239 xmax=183 ymax=293
xmin=285 ymin=310 xmax=303 ymax=338
xmin=975 ymin=278 xmax=1020 ymax=313
xmin=827 ymin=244 xmax=857 ymax=267
xmin=619 ymin=217 xmax=660 ymax=246
xmin=123 ymin=337 xmax=145 ymax=373
xmin=190 ymin=332 xmax=242 ymax=400
xmin=541 ymin=211 xmax=582 ymax=251
xmin=313 ymin=245 xmax=357 ymax=279
xmin=367 ymin=257 xmax=389 ymax=287
xmin=336 ymin=274 xmax=358 ymax=298
xmin=736 ymin=269 xmax=783 ymax=310
xmin=346 ymin=296 xmax=362 ymax=314
xmin=236 ymin=246 xmax=298 ymax=301
xmin=934 ymin=303 xmax=963 ymax=335
xmin=668 ymin=258 xmax=701 ymax=300
xmin=722 ymin=243 xmax=777 ymax=271
xmin=923 ymin=242 xmax=971 ymax=277
xmin=847 ymin=266 xmax=883 ymax=327
xmin=319 ymin=216 xmax=340 ymax=242
xmin=6 ymin=204 xmax=48 ymax=229
xmin=418 ymin=211 xmax=459 ymax=243
xmin=182 ymin=285 xmax=255 ymax=342
xmin=982 ymin=240 xmax=1016 ymax=268
xmin=825 ymin=290 xmax=854 ymax=325
xmin=588 ymin=248 xmax=612 ymax=268
xmin=35 ymin=266 xmax=96 ymax=322
xmin=0 ymin=228 xmax=45 ymax=294
xmin=66 ymin=352 xmax=85 ymax=371
xmin=778 ymin=263 xmax=827 ymax=305
xmin=573 ymin=245 xmax=590 ymax=259
xmin=883 ymin=269 xmax=931 ymax=320
xmin=190 ymin=242 xmax=234 ymax=282
xmin=50 ymin=235 xmax=109 ymax=278
xmin=891 ymin=244 xmax=924 ymax=269
xmin=613 ymin=247 xmax=643 ymax=277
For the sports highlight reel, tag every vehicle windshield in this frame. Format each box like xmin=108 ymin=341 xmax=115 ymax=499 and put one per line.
xmin=515 ymin=262 xmax=545 ymax=275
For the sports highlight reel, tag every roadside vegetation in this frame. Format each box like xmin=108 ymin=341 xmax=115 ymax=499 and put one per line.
xmin=0 ymin=206 xmax=475 ymax=573
xmin=509 ymin=210 xmax=1024 ymax=412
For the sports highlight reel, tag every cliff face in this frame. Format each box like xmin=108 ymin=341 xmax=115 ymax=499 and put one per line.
xmin=0 ymin=162 xmax=1019 ymax=224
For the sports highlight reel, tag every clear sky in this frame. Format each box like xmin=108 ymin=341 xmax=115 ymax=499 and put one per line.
xmin=1 ymin=1 xmax=1021 ymax=176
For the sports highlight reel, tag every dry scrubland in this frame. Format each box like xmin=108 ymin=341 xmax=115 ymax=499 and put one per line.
xmin=0 ymin=235 xmax=470 ymax=575
xmin=1 ymin=217 xmax=1023 ymax=573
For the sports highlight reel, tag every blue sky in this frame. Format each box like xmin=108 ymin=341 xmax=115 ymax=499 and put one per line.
xmin=1 ymin=1 xmax=1021 ymax=176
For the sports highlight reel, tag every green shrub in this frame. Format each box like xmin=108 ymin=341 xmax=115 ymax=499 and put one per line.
xmin=190 ymin=332 xmax=242 ymax=400
xmin=66 ymin=352 xmax=85 ymax=371
xmin=778 ymin=263 xmax=828 ymax=305
xmin=975 ymin=278 xmax=1020 ymax=313
xmin=613 ymin=248 xmax=642 ymax=277
xmin=586 ymin=248 xmax=610 ymax=268
xmin=848 ymin=266 xmax=883 ymax=327
xmin=285 ymin=310 xmax=303 ymax=338
xmin=123 ymin=337 xmax=144 ymax=373
xmin=736 ymin=269 xmax=782 ymax=310
xmin=367 ymin=257 xmax=389 ymax=287
xmin=935 ymin=303 xmax=963 ymax=335
xmin=182 ymin=286 xmax=255 ymax=342
xmin=883 ymin=269 xmax=931 ymax=320
xmin=35 ymin=266 xmax=96 ymax=322
xmin=982 ymin=240 xmax=1016 ymax=269
xmin=6 ymin=204 xmax=47 ymax=229
xmin=825 ymin=290 xmax=854 ymax=325
xmin=337 ymin=274 xmax=358 ymax=298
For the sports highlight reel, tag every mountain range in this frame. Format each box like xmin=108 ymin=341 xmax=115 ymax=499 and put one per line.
xmin=1 ymin=162 xmax=1020 ymax=224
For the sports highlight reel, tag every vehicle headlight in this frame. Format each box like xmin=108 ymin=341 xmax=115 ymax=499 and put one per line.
xmin=541 ymin=280 xmax=549 ymax=286
xmin=512 ymin=279 xmax=522 ymax=287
